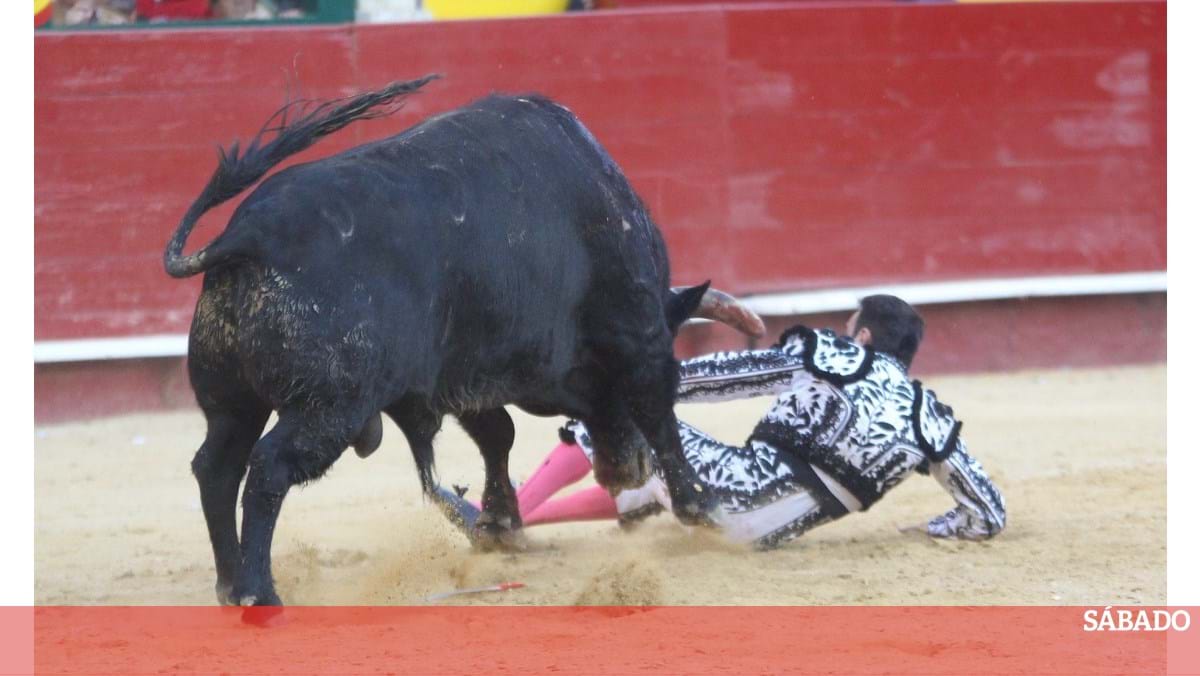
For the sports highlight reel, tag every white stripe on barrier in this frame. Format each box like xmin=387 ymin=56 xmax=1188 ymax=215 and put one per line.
xmin=35 ymin=334 xmax=190 ymax=364
xmin=735 ymin=270 xmax=1166 ymax=317
xmin=34 ymin=271 xmax=1165 ymax=364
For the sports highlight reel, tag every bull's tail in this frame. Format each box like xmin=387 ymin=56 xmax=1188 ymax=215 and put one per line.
xmin=163 ymin=74 xmax=441 ymax=278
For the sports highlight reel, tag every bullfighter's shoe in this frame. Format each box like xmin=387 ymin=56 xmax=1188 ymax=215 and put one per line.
xmin=616 ymin=502 xmax=665 ymax=531
xmin=431 ymin=485 xmax=480 ymax=538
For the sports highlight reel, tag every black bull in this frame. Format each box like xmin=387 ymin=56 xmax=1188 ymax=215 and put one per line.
xmin=165 ymin=76 xmax=764 ymax=607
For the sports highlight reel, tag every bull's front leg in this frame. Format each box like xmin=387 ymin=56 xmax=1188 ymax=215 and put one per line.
xmin=620 ymin=358 xmax=719 ymax=526
xmin=639 ymin=409 xmax=719 ymax=526
xmin=582 ymin=402 xmax=653 ymax=494
xmin=457 ymin=408 xmax=526 ymax=551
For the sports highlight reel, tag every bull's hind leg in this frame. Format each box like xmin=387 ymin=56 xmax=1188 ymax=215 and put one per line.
xmin=385 ymin=396 xmax=442 ymax=496
xmin=457 ymin=408 xmax=525 ymax=550
xmin=192 ymin=405 xmax=270 ymax=605
xmin=232 ymin=409 xmax=358 ymax=607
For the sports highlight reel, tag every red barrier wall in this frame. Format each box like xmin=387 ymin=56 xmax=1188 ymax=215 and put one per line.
xmin=34 ymin=1 xmax=1165 ymax=342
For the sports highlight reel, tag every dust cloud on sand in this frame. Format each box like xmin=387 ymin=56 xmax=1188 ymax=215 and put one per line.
xmin=35 ymin=365 xmax=1165 ymax=606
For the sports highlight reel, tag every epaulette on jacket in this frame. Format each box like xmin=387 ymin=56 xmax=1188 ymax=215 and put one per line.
xmin=911 ymin=381 xmax=963 ymax=463
xmin=776 ymin=324 xmax=875 ymax=386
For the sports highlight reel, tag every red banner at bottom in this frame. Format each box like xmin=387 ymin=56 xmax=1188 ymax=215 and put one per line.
xmin=3 ymin=606 xmax=1197 ymax=675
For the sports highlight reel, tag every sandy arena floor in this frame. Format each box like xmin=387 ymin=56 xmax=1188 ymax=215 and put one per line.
xmin=34 ymin=364 xmax=1165 ymax=606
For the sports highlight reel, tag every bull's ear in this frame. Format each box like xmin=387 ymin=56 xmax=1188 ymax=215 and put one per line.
xmin=666 ymin=280 xmax=711 ymax=333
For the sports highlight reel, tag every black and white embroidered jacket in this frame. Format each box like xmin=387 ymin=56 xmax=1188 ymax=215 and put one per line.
xmin=675 ymin=325 xmax=1007 ymax=540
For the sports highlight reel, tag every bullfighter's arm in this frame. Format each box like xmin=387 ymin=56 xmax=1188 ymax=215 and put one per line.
xmin=924 ymin=441 xmax=1007 ymax=540
xmin=676 ymin=348 xmax=810 ymax=404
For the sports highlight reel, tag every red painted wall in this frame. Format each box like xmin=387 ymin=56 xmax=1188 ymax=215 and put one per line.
xmin=34 ymin=1 xmax=1165 ymax=343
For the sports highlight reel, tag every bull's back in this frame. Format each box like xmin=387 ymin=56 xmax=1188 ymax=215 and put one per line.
xmin=231 ymin=97 xmax=614 ymax=275
xmin=214 ymin=94 xmax=665 ymax=408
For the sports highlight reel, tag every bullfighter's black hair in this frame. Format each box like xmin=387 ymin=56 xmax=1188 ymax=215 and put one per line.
xmin=853 ymin=294 xmax=924 ymax=369
xmin=163 ymin=74 xmax=441 ymax=278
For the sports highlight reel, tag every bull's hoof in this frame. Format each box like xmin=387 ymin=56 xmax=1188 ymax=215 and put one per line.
xmin=670 ymin=482 xmax=721 ymax=527
xmin=352 ymin=413 xmax=384 ymax=459
xmin=236 ymin=590 xmax=282 ymax=607
xmin=617 ymin=503 xmax=665 ymax=532
xmin=232 ymin=580 xmax=282 ymax=610
xmin=471 ymin=511 xmax=528 ymax=552
xmin=470 ymin=526 xmax=529 ymax=552
xmin=673 ymin=503 xmax=723 ymax=528
xmin=215 ymin=580 xmax=237 ymax=607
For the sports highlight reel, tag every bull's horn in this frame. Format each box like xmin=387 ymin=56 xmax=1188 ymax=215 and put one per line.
xmin=674 ymin=286 xmax=766 ymax=338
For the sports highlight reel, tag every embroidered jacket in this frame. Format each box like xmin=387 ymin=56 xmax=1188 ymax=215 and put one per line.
xmin=675 ymin=325 xmax=1007 ymax=539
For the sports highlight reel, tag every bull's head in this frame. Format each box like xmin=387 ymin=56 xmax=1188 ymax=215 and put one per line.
xmin=667 ymin=282 xmax=766 ymax=338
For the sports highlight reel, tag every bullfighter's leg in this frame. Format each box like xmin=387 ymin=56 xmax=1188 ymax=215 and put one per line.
xmin=456 ymin=407 xmax=525 ymax=550
xmin=233 ymin=409 xmax=357 ymax=607
xmin=620 ymin=357 xmax=719 ymax=526
xmin=191 ymin=405 xmax=270 ymax=606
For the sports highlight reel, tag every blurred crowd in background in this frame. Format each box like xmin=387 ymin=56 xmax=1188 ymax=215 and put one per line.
xmin=36 ymin=0 xmax=604 ymax=27
xmin=36 ymin=0 xmax=1006 ymax=29
xmin=48 ymin=0 xmax=308 ymax=24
